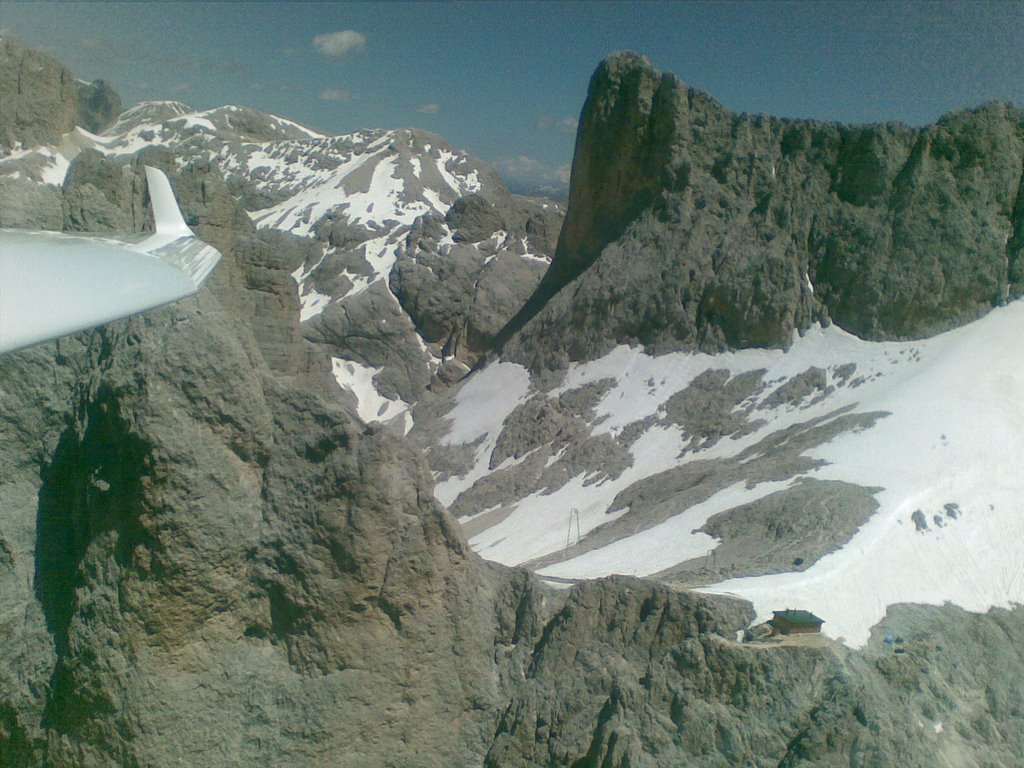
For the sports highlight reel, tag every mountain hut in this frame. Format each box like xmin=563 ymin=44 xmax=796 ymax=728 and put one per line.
xmin=770 ymin=610 xmax=824 ymax=635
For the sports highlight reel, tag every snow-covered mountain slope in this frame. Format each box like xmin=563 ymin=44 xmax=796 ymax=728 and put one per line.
xmin=0 ymin=127 xmax=93 ymax=186
xmin=417 ymin=300 xmax=1024 ymax=647
xmin=0 ymin=100 xmax=562 ymax=423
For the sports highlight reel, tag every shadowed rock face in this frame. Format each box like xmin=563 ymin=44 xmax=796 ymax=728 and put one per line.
xmin=496 ymin=52 xmax=1024 ymax=372
xmin=0 ymin=154 xmax=509 ymax=766
xmin=550 ymin=52 xmax=688 ymax=293
xmin=75 ymin=80 xmax=122 ymax=134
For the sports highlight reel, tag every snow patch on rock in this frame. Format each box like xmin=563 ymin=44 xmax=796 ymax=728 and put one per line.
xmin=332 ymin=357 xmax=412 ymax=435
xmin=433 ymin=362 xmax=532 ymax=506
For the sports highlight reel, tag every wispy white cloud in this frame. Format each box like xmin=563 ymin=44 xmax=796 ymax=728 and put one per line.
xmin=494 ymin=155 xmax=546 ymax=176
xmin=313 ymin=30 xmax=366 ymax=58
xmin=415 ymin=102 xmax=440 ymax=114
xmin=538 ymin=116 xmax=579 ymax=134
xmin=492 ymin=155 xmax=572 ymax=198
xmin=320 ymin=88 xmax=356 ymax=102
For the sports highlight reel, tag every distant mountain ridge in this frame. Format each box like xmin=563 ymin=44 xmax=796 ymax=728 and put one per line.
xmin=0 ymin=37 xmax=564 ymax=419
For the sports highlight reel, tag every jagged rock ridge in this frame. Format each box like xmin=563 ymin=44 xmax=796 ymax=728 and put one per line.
xmin=497 ymin=51 xmax=1023 ymax=371
xmin=84 ymin=97 xmax=563 ymax=394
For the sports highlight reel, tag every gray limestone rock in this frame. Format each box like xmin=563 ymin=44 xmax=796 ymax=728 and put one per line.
xmin=390 ymin=241 xmax=486 ymax=353
xmin=304 ymin=280 xmax=432 ymax=402
xmin=657 ymin=479 xmax=880 ymax=583
xmin=761 ymin=367 xmax=829 ymax=410
xmin=485 ymin=581 xmax=1024 ymax=768
xmin=524 ymin=408 xmax=886 ymax=575
xmin=1 ymin=185 xmax=1021 ymax=768
xmin=313 ymin=210 xmax=375 ymax=250
xmin=496 ymin=52 xmax=1024 ymax=372
xmin=433 ymin=379 xmax=629 ymax=519
xmin=62 ymin=148 xmax=148 ymax=232
xmin=0 ymin=160 xmax=503 ymax=766
xmin=59 ymin=150 xmax=327 ymax=380
xmin=2 ymin=42 xmax=1023 ymax=768
xmin=0 ymin=176 xmax=63 ymax=229
xmin=390 ymin=191 xmax=558 ymax=368
xmin=446 ymin=193 xmax=507 ymax=242
xmin=0 ymin=37 xmax=77 ymax=150
xmin=491 ymin=380 xmax=614 ymax=468
xmin=662 ymin=368 xmax=766 ymax=448
xmin=466 ymin=252 xmax=549 ymax=352
xmin=0 ymin=294 xmax=504 ymax=768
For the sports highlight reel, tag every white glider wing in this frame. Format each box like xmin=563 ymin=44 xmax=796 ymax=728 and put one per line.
xmin=0 ymin=167 xmax=221 ymax=354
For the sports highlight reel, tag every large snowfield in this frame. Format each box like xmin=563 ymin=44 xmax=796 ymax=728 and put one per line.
xmin=438 ymin=301 xmax=1024 ymax=647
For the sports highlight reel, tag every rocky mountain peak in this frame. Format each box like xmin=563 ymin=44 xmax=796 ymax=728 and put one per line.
xmin=419 ymin=53 xmax=1023 ymax=671
xmin=0 ymin=59 xmax=564 ymax=420
xmin=104 ymin=100 xmax=194 ymax=134
xmin=495 ymin=51 xmax=1023 ymax=372
xmin=552 ymin=51 xmax=687 ymax=291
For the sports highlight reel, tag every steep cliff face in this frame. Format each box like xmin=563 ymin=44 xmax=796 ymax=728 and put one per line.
xmin=0 ymin=36 xmax=564 ymax=412
xmin=485 ymin=584 xmax=1024 ymax=768
xmin=0 ymin=37 xmax=78 ymax=228
xmin=0 ymin=298 xmax=505 ymax=768
xmin=0 ymin=154 xmax=511 ymax=766
xmin=0 ymin=36 xmax=77 ymax=150
xmin=499 ymin=52 xmax=1024 ymax=371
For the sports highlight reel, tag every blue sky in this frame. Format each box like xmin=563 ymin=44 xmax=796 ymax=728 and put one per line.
xmin=3 ymin=1 xmax=1022 ymax=196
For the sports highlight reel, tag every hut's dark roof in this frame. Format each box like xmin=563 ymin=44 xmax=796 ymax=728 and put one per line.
xmin=771 ymin=610 xmax=824 ymax=626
